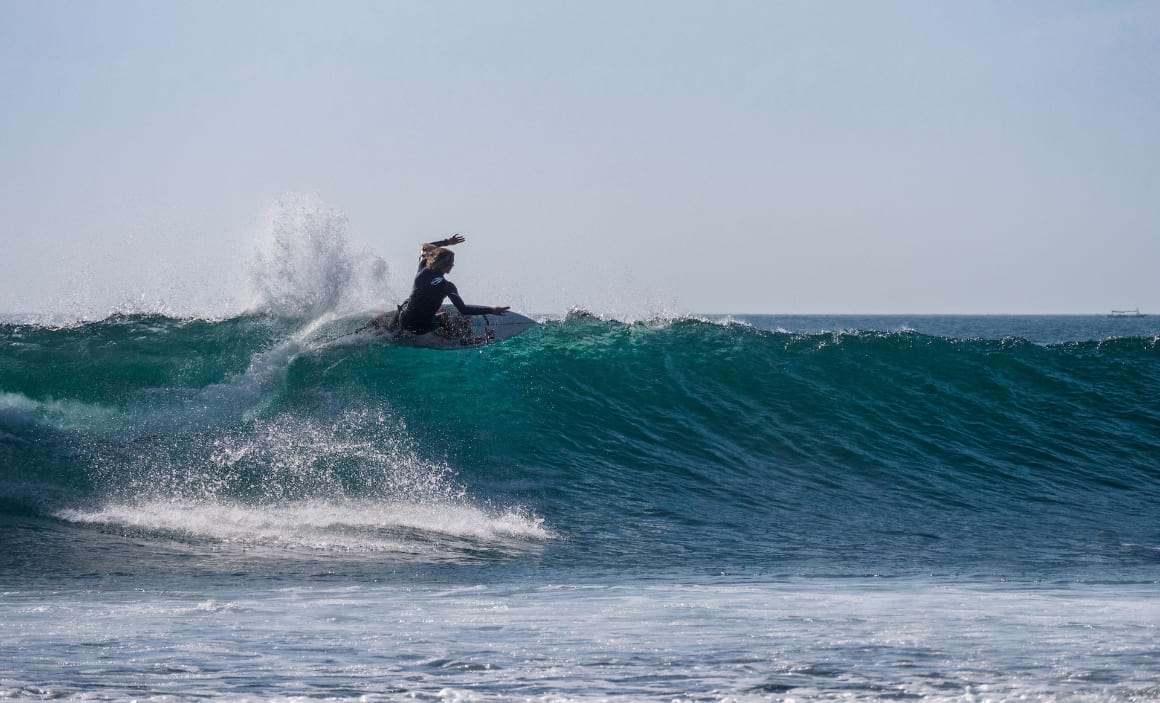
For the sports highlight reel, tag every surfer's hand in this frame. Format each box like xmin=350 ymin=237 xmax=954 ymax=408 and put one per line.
xmin=491 ymin=306 xmax=510 ymax=315
xmin=444 ymin=234 xmax=465 ymax=246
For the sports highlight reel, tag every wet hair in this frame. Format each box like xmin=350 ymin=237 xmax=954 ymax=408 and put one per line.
xmin=424 ymin=247 xmax=455 ymax=270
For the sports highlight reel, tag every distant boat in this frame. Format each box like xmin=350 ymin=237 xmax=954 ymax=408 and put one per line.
xmin=1109 ymin=308 xmax=1146 ymax=317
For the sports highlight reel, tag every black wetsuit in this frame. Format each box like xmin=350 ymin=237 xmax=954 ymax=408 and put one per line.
xmin=399 ymin=258 xmax=492 ymax=334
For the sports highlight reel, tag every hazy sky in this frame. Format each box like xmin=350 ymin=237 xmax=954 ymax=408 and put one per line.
xmin=2 ymin=0 xmax=1157 ymax=316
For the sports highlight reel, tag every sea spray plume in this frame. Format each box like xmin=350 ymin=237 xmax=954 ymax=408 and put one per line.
xmin=249 ymin=195 xmax=351 ymax=316
xmin=12 ymin=195 xmax=390 ymax=325
xmin=248 ymin=194 xmax=392 ymax=317
xmin=171 ymin=194 xmax=394 ymax=434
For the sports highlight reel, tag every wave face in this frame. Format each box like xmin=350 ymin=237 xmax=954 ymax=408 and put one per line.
xmin=2 ymin=313 xmax=1159 ymax=572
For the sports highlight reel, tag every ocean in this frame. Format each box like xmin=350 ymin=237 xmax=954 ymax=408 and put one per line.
xmin=2 ymin=311 xmax=1158 ymax=701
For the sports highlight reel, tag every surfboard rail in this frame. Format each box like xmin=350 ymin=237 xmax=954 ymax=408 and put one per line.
xmin=367 ymin=305 xmax=538 ymax=349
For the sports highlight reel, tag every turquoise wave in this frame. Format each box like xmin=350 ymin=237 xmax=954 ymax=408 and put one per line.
xmin=2 ymin=313 xmax=1158 ymax=569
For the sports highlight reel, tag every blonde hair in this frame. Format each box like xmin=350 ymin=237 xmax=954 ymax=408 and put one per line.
xmin=423 ymin=246 xmax=455 ymax=270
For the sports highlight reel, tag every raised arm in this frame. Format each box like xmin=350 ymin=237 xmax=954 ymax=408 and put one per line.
xmin=420 ymin=233 xmax=465 ymax=253
xmin=418 ymin=234 xmax=466 ymax=271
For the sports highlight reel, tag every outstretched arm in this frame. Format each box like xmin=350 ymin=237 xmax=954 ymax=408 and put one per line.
xmin=447 ymin=288 xmax=509 ymax=317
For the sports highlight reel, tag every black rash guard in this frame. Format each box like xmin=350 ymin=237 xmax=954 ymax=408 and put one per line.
xmin=399 ymin=258 xmax=493 ymax=333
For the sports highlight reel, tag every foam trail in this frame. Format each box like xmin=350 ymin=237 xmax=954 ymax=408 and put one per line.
xmin=56 ymin=499 xmax=551 ymax=554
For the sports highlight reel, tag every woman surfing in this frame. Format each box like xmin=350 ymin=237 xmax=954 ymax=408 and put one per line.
xmin=370 ymin=234 xmax=509 ymax=340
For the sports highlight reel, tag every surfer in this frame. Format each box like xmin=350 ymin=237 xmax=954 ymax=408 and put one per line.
xmin=397 ymin=234 xmax=509 ymax=335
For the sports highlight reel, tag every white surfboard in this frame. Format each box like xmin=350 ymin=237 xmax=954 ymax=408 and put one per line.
xmin=366 ymin=304 xmax=538 ymax=350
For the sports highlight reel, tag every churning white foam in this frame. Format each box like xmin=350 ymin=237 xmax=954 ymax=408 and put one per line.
xmin=55 ymin=499 xmax=550 ymax=554
xmin=64 ymin=405 xmax=552 ymax=557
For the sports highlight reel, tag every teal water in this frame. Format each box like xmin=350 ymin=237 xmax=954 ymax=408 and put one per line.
xmin=2 ymin=312 xmax=1159 ymax=701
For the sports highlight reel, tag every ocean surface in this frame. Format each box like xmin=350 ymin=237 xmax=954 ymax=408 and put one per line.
xmin=2 ymin=312 xmax=1158 ymax=702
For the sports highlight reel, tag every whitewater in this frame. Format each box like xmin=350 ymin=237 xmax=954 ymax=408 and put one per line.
xmin=3 ymin=207 xmax=1159 ymax=701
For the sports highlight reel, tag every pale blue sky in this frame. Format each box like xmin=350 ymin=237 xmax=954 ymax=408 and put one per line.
xmin=2 ymin=1 xmax=1157 ymax=316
